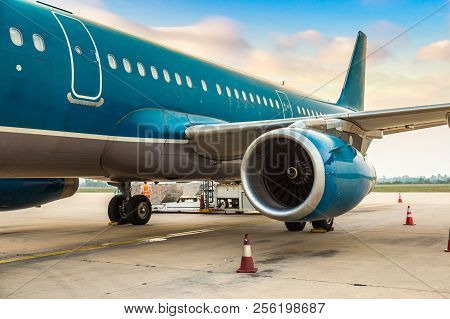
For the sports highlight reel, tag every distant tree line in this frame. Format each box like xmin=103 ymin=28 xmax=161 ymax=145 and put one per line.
xmin=377 ymin=175 xmax=450 ymax=184
xmin=79 ymin=179 xmax=112 ymax=188
xmin=80 ymin=175 xmax=450 ymax=187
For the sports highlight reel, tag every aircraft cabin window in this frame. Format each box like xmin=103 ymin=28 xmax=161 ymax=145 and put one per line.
xmin=123 ymin=58 xmax=132 ymax=73
xmin=201 ymin=80 xmax=208 ymax=92
xmin=216 ymin=84 xmax=222 ymax=95
xmin=186 ymin=76 xmax=193 ymax=88
xmin=256 ymin=95 xmax=261 ymax=105
xmin=163 ymin=69 xmax=171 ymax=83
xmin=107 ymin=54 xmax=117 ymax=69
xmin=137 ymin=62 xmax=146 ymax=77
xmin=151 ymin=66 xmax=159 ymax=80
xmin=75 ymin=46 xmax=83 ymax=55
xmin=249 ymin=93 xmax=254 ymax=103
xmin=263 ymin=97 xmax=268 ymax=107
xmin=226 ymin=86 xmax=232 ymax=97
xmin=32 ymin=34 xmax=45 ymax=52
xmin=234 ymin=89 xmax=240 ymax=99
xmin=242 ymin=91 xmax=247 ymax=101
xmin=307 ymin=109 xmax=311 ymax=116
xmin=175 ymin=73 xmax=182 ymax=86
xmin=297 ymin=106 xmax=301 ymax=114
xmin=302 ymin=107 xmax=306 ymax=115
xmin=275 ymin=100 xmax=280 ymax=109
xmin=9 ymin=28 xmax=23 ymax=47
xmin=269 ymin=99 xmax=274 ymax=108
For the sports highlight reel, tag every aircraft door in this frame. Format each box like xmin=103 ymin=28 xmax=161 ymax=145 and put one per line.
xmin=276 ymin=90 xmax=293 ymax=118
xmin=53 ymin=12 xmax=103 ymax=104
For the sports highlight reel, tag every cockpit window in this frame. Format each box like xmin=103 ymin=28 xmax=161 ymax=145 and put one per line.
xmin=9 ymin=28 xmax=23 ymax=47
xmin=32 ymin=34 xmax=45 ymax=52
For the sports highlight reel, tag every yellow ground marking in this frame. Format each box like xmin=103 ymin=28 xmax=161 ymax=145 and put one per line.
xmin=0 ymin=221 xmax=271 ymax=265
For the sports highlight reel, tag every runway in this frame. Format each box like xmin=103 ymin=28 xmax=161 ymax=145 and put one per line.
xmin=0 ymin=193 xmax=449 ymax=299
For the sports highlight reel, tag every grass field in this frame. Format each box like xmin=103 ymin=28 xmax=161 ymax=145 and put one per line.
xmin=374 ymin=184 xmax=450 ymax=193
xmin=77 ymin=188 xmax=116 ymax=193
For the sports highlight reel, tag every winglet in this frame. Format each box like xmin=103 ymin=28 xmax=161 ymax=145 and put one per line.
xmin=337 ymin=31 xmax=367 ymax=111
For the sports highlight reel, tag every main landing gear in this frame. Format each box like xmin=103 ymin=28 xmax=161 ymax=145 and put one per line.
xmin=108 ymin=182 xmax=152 ymax=226
xmin=284 ymin=218 xmax=334 ymax=232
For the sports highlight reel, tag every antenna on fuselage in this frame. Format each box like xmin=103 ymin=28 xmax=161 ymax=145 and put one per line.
xmin=36 ymin=1 xmax=73 ymax=14
xmin=282 ymin=80 xmax=285 ymax=86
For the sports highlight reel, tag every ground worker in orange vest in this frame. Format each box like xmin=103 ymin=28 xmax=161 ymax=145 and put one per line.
xmin=141 ymin=182 xmax=151 ymax=198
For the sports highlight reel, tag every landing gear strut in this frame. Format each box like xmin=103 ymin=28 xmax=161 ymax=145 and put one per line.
xmin=108 ymin=182 xmax=152 ymax=225
xmin=284 ymin=218 xmax=334 ymax=232
xmin=311 ymin=218 xmax=334 ymax=232
xmin=285 ymin=221 xmax=306 ymax=232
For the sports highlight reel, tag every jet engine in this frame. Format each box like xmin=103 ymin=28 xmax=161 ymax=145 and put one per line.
xmin=241 ymin=128 xmax=376 ymax=222
xmin=0 ymin=178 xmax=79 ymax=211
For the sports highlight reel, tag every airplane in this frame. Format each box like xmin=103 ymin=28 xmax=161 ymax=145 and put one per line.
xmin=0 ymin=0 xmax=448 ymax=231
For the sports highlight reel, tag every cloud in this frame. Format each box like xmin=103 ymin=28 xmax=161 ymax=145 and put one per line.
xmin=152 ymin=17 xmax=251 ymax=62
xmin=44 ymin=1 xmax=250 ymax=64
xmin=42 ymin=0 xmax=445 ymax=104
xmin=417 ymin=40 xmax=450 ymax=62
xmin=274 ymin=29 xmax=326 ymax=51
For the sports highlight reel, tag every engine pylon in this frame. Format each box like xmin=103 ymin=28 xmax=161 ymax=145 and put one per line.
xmin=236 ymin=234 xmax=258 ymax=273
xmin=404 ymin=205 xmax=416 ymax=226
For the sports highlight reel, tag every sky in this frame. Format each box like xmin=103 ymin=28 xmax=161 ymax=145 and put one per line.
xmin=49 ymin=0 xmax=450 ymax=177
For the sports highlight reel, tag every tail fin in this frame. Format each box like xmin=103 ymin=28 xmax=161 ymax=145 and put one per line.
xmin=337 ymin=31 xmax=367 ymax=111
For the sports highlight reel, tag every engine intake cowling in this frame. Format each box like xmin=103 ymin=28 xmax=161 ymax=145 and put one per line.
xmin=241 ymin=128 xmax=376 ymax=222
xmin=0 ymin=178 xmax=79 ymax=211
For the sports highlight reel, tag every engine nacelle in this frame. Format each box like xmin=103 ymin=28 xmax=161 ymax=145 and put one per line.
xmin=241 ymin=128 xmax=376 ymax=222
xmin=0 ymin=178 xmax=79 ymax=211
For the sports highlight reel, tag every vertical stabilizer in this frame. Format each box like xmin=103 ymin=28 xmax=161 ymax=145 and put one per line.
xmin=337 ymin=31 xmax=367 ymax=111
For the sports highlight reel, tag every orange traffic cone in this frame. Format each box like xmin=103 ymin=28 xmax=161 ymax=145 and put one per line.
xmin=445 ymin=228 xmax=450 ymax=252
xmin=398 ymin=193 xmax=403 ymax=203
xmin=236 ymin=234 xmax=258 ymax=273
xmin=404 ymin=205 xmax=416 ymax=226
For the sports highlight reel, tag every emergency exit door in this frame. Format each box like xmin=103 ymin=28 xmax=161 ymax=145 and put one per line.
xmin=276 ymin=90 xmax=293 ymax=118
xmin=53 ymin=12 xmax=103 ymax=102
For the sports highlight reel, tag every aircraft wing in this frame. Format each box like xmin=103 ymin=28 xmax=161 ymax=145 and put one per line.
xmin=185 ymin=103 xmax=450 ymax=160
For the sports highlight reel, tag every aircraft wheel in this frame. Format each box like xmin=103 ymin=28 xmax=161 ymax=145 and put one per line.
xmin=108 ymin=195 xmax=127 ymax=224
xmin=126 ymin=195 xmax=152 ymax=225
xmin=311 ymin=218 xmax=334 ymax=232
xmin=285 ymin=221 xmax=306 ymax=232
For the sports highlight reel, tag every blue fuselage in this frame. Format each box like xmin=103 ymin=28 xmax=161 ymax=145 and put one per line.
xmin=0 ymin=1 xmax=351 ymax=139
xmin=0 ymin=1 xmax=353 ymax=181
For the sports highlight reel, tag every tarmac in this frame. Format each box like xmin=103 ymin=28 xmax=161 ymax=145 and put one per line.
xmin=0 ymin=193 xmax=449 ymax=299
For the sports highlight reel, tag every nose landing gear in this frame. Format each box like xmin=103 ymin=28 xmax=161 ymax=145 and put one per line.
xmin=107 ymin=182 xmax=152 ymax=225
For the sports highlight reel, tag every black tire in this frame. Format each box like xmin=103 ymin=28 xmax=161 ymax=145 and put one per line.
xmin=108 ymin=195 xmax=127 ymax=224
xmin=125 ymin=195 xmax=152 ymax=225
xmin=285 ymin=221 xmax=306 ymax=232
xmin=311 ymin=218 xmax=334 ymax=232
